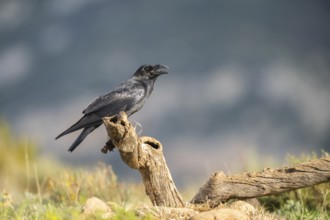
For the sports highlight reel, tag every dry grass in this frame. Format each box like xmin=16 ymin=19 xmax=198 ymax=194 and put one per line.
xmin=0 ymin=121 xmax=329 ymax=219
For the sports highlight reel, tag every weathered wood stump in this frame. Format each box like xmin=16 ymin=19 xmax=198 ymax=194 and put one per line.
xmin=191 ymin=156 xmax=330 ymax=206
xmin=102 ymin=112 xmax=184 ymax=207
xmin=102 ymin=111 xmax=330 ymax=210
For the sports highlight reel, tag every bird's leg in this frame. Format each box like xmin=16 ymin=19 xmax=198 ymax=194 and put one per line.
xmin=101 ymin=139 xmax=116 ymax=154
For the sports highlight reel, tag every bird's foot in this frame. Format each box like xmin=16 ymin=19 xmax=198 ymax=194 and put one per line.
xmin=101 ymin=139 xmax=116 ymax=154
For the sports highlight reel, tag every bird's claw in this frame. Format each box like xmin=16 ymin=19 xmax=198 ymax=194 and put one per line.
xmin=101 ymin=139 xmax=116 ymax=154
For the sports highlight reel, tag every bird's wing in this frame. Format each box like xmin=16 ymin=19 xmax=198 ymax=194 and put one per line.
xmin=82 ymin=80 xmax=145 ymax=116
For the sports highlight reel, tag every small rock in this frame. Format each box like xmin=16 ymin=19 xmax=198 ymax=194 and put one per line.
xmin=137 ymin=206 xmax=198 ymax=219
xmin=190 ymin=208 xmax=249 ymax=220
xmin=242 ymin=198 xmax=261 ymax=208
xmin=230 ymin=200 xmax=256 ymax=215
xmin=81 ymin=197 xmax=113 ymax=219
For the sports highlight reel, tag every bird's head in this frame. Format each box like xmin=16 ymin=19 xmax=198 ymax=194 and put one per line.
xmin=132 ymin=64 xmax=169 ymax=80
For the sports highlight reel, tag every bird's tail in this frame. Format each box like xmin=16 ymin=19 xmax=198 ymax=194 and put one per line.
xmin=55 ymin=114 xmax=100 ymax=140
xmin=68 ymin=125 xmax=100 ymax=152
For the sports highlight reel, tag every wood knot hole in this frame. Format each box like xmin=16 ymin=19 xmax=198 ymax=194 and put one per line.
xmin=110 ymin=115 xmax=126 ymax=126
xmin=110 ymin=116 xmax=118 ymax=123
xmin=285 ymin=168 xmax=296 ymax=173
xmin=146 ymin=141 xmax=159 ymax=149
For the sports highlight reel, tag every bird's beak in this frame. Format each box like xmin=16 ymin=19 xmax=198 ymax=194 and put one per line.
xmin=154 ymin=64 xmax=169 ymax=75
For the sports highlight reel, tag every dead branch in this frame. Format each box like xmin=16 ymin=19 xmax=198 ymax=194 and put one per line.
xmin=191 ymin=156 xmax=330 ymax=206
xmin=102 ymin=111 xmax=330 ymax=209
xmin=102 ymin=112 xmax=184 ymax=207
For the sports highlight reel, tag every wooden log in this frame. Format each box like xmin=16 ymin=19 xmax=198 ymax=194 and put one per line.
xmin=102 ymin=112 xmax=184 ymax=207
xmin=191 ymin=156 xmax=330 ymax=206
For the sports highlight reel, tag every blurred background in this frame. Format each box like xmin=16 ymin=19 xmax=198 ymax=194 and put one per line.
xmin=1 ymin=0 xmax=329 ymax=187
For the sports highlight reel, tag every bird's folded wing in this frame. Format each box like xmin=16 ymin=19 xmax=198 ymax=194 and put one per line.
xmin=82 ymin=81 xmax=145 ymax=115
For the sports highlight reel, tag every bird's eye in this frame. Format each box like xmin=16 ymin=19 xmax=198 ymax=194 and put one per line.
xmin=144 ymin=66 xmax=153 ymax=72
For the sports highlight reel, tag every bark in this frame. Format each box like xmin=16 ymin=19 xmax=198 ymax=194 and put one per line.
xmin=191 ymin=156 xmax=330 ymax=206
xmin=102 ymin=112 xmax=184 ymax=207
xmin=101 ymin=111 xmax=330 ymax=208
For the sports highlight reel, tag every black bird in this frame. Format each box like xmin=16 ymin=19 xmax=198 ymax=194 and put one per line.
xmin=56 ymin=64 xmax=168 ymax=152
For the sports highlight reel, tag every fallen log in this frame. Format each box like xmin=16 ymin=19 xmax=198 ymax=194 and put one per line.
xmin=102 ymin=112 xmax=184 ymax=207
xmin=191 ymin=156 xmax=330 ymax=206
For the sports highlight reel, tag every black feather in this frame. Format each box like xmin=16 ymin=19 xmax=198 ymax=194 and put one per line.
xmin=68 ymin=125 xmax=100 ymax=152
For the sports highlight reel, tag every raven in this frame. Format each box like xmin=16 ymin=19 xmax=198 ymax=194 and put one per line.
xmin=56 ymin=64 xmax=168 ymax=152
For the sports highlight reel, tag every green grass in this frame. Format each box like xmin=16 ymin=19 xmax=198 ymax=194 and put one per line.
xmin=259 ymin=152 xmax=330 ymax=220
xmin=0 ymin=121 xmax=151 ymax=219
xmin=0 ymin=120 xmax=329 ymax=219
